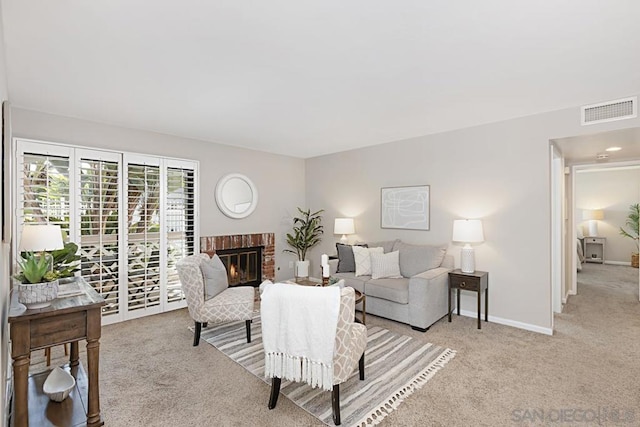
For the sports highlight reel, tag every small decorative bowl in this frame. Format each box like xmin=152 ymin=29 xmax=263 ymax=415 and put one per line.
xmin=43 ymin=366 xmax=75 ymax=402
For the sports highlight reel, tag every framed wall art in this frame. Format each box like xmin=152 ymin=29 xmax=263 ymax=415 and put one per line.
xmin=380 ymin=185 xmax=430 ymax=230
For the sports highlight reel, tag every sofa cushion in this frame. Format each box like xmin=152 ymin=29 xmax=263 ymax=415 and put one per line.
xmin=200 ymin=254 xmax=229 ymax=300
xmin=370 ymin=251 xmax=402 ymax=279
xmin=364 ymin=240 xmax=398 ymax=254
xmin=332 ymin=272 xmax=366 ymax=293
xmin=395 ymin=242 xmax=447 ymax=277
xmin=353 ymin=246 xmax=384 ymax=276
xmin=365 ymin=277 xmax=409 ymax=304
xmin=335 ymin=243 xmax=367 ymax=273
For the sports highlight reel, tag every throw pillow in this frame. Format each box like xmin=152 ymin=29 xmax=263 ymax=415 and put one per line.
xmin=353 ymin=246 xmax=384 ymax=277
xmin=336 ymin=243 xmax=368 ymax=273
xmin=370 ymin=251 xmax=402 ymax=279
xmin=200 ymin=254 xmax=229 ymax=300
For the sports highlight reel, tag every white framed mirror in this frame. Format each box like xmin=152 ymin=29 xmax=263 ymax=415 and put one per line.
xmin=215 ymin=173 xmax=258 ymax=219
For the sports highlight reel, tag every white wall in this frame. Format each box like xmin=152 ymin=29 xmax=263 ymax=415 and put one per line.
xmin=306 ymin=99 xmax=640 ymax=333
xmin=576 ymin=167 xmax=640 ymax=263
xmin=10 ymin=108 xmax=306 ymax=281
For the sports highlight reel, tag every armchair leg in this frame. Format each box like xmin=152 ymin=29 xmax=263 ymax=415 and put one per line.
xmin=359 ymin=352 xmax=365 ymax=380
xmin=268 ymin=377 xmax=281 ymax=409
xmin=246 ymin=319 xmax=252 ymax=343
xmin=193 ymin=321 xmax=202 ymax=346
xmin=332 ymin=384 xmax=341 ymax=425
xmin=203 ymin=322 xmax=208 ymax=328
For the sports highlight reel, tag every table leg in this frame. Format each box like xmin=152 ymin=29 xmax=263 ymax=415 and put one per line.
xmin=12 ymin=355 xmax=30 ymax=427
xmin=485 ymin=288 xmax=489 ymax=322
xmin=448 ymin=284 xmax=452 ymax=322
xmin=477 ymin=290 xmax=481 ymax=329
xmin=456 ymin=289 xmax=461 ymax=316
xmin=362 ymin=296 xmax=366 ymax=325
xmin=70 ymin=341 xmax=80 ymax=368
xmin=86 ymin=338 xmax=102 ymax=426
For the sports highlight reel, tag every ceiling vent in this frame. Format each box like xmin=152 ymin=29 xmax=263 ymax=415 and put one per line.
xmin=581 ymin=96 xmax=637 ymax=125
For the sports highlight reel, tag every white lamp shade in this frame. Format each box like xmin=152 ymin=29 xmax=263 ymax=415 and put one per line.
xmin=19 ymin=224 xmax=64 ymax=252
xmin=334 ymin=218 xmax=355 ymax=235
xmin=452 ymin=219 xmax=484 ymax=243
xmin=582 ymin=209 xmax=604 ymax=220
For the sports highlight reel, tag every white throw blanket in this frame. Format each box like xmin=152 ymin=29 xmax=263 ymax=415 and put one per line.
xmin=261 ymin=282 xmax=340 ymax=391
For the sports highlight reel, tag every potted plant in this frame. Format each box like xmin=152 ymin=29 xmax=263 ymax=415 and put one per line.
xmin=619 ymin=203 xmax=639 ymax=268
xmin=14 ymin=251 xmax=62 ymax=309
xmin=284 ymin=208 xmax=324 ymax=278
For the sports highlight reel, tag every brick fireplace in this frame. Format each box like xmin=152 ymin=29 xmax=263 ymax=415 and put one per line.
xmin=200 ymin=233 xmax=275 ymax=285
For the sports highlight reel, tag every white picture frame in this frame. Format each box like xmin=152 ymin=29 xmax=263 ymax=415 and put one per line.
xmin=381 ymin=185 xmax=430 ymax=230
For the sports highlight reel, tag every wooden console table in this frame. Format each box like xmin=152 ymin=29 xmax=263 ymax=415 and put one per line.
xmin=9 ymin=278 xmax=105 ymax=427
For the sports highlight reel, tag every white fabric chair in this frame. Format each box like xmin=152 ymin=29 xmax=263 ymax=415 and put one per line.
xmin=176 ymin=253 xmax=255 ymax=346
xmin=262 ymin=285 xmax=367 ymax=425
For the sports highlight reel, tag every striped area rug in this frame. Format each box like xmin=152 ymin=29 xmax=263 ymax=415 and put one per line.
xmin=199 ymin=314 xmax=456 ymax=426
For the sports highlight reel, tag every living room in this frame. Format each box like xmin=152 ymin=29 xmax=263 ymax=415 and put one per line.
xmin=2 ymin=1 xmax=640 ymax=426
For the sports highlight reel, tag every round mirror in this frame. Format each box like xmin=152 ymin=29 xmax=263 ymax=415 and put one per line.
xmin=215 ymin=173 xmax=258 ymax=219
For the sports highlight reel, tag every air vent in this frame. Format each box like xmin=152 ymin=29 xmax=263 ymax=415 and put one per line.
xmin=581 ymin=97 xmax=637 ymax=125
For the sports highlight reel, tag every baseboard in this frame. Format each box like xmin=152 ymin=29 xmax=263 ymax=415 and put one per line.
xmin=603 ymin=260 xmax=632 ymax=266
xmin=455 ymin=309 xmax=553 ymax=336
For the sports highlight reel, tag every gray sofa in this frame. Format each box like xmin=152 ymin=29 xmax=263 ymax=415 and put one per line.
xmin=329 ymin=239 xmax=453 ymax=331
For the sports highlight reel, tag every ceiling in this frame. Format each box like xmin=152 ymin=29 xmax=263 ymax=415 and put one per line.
xmin=2 ymin=1 xmax=640 ymax=158
xmin=554 ymin=127 xmax=640 ymax=166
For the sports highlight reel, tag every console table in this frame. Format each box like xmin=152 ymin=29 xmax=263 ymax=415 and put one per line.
xmin=9 ymin=278 xmax=105 ymax=427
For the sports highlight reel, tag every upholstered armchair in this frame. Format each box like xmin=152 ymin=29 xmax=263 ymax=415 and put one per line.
xmin=176 ymin=253 xmax=255 ymax=346
xmin=262 ymin=285 xmax=367 ymax=425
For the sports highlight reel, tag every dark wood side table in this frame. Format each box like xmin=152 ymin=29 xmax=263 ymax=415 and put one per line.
xmin=9 ymin=278 xmax=105 ymax=427
xmin=448 ymin=269 xmax=488 ymax=330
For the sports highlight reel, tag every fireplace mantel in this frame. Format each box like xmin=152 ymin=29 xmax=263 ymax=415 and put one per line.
xmin=200 ymin=233 xmax=275 ymax=281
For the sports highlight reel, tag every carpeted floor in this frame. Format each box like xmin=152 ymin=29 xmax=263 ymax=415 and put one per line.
xmin=36 ymin=264 xmax=640 ymax=426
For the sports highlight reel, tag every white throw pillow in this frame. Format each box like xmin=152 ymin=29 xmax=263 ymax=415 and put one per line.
xmin=200 ymin=254 xmax=229 ymax=299
xmin=353 ymin=246 xmax=383 ymax=277
xmin=370 ymin=251 xmax=402 ymax=279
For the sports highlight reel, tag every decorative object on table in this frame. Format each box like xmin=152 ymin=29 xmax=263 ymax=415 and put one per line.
xmin=334 ymin=218 xmax=355 ymax=244
xmin=583 ymin=209 xmax=604 ymax=237
xmin=214 ymin=173 xmax=258 ymax=219
xmin=43 ymin=366 xmax=76 ymax=402
xmin=200 ymin=312 xmax=455 ymax=427
xmin=14 ymin=224 xmax=65 ymax=309
xmin=619 ymin=203 xmax=639 ymax=268
xmin=284 ymin=207 xmax=324 ymax=278
xmin=381 ymin=185 xmax=430 ymax=230
xmin=452 ymin=219 xmax=484 ymax=274
xmin=321 ymin=253 xmax=330 ymax=285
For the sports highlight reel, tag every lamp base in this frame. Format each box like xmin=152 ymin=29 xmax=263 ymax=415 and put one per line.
xmin=340 ymin=235 xmax=348 ymax=245
xmin=587 ymin=220 xmax=599 ymax=237
xmin=460 ymin=246 xmax=475 ymax=273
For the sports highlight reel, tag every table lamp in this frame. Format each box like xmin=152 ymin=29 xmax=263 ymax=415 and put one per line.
xmin=334 ymin=218 xmax=355 ymax=245
xmin=452 ymin=219 xmax=484 ymax=273
xmin=582 ymin=209 xmax=604 ymax=237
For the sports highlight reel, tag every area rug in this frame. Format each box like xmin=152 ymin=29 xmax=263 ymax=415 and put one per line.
xmin=198 ymin=314 xmax=456 ymax=426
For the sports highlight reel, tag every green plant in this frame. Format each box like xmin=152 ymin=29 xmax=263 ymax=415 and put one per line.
xmin=50 ymin=242 xmax=81 ymax=277
xmin=15 ymin=252 xmax=58 ymax=284
xmin=284 ymin=208 xmax=324 ymax=261
xmin=619 ymin=203 xmax=639 ymax=253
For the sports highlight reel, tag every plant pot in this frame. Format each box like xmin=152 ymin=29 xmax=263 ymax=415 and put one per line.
xmin=632 ymin=253 xmax=639 ymax=268
xmin=295 ymin=260 xmax=310 ymax=278
xmin=15 ymin=279 xmax=59 ymax=309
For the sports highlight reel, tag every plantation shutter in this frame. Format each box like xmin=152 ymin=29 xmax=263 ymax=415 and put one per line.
xmin=77 ymin=150 xmax=122 ymax=318
xmin=126 ymin=160 xmax=162 ymax=314
xmin=166 ymin=163 xmax=196 ymax=305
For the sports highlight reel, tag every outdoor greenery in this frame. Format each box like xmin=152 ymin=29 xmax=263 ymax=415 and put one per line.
xmin=284 ymin=208 xmax=324 ymax=261
xmin=619 ymin=203 xmax=639 ymax=253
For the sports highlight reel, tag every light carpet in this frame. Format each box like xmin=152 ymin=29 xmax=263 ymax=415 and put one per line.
xmin=198 ymin=313 xmax=456 ymax=427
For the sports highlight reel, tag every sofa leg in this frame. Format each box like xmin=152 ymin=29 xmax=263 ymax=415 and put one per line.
xmin=411 ymin=325 xmax=429 ymax=332
xmin=246 ymin=319 xmax=252 ymax=343
xmin=193 ymin=321 xmax=202 ymax=346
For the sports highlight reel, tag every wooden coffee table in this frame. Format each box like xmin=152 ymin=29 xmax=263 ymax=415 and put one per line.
xmin=290 ymin=278 xmax=366 ymax=324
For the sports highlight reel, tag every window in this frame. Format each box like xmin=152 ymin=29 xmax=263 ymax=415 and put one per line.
xmin=15 ymin=140 xmax=198 ymax=324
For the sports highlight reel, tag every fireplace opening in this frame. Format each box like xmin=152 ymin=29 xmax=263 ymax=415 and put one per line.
xmin=216 ymin=246 xmax=263 ymax=287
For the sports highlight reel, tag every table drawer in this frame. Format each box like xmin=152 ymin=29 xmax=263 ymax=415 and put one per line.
xmin=31 ymin=311 xmax=87 ymax=349
xmin=449 ymin=275 xmax=480 ymax=291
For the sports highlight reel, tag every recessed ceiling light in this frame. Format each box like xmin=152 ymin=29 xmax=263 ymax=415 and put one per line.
xmin=605 ymin=146 xmax=622 ymax=152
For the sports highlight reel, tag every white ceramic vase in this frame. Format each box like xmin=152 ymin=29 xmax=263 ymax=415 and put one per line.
xmin=296 ymin=260 xmax=310 ymax=278
xmin=16 ymin=279 xmax=59 ymax=309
